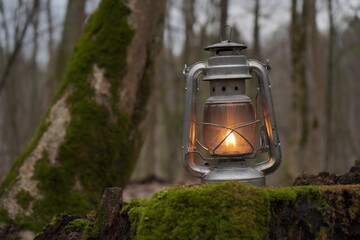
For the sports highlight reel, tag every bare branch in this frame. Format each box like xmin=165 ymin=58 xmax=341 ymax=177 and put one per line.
xmin=0 ymin=0 xmax=40 ymax=95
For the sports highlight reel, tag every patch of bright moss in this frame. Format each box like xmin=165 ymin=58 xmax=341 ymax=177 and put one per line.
xmin=121 ymin=199 xmax=148 ymax=238
xmin=119 ymin=183 xmax=360 ymax=240
xmin=266 ymin=186 xmax=297 ymax=202
xmin=49 ymin=214 xmax=63 ymax=226
xmin=124 ymin=182 xmax=270 ymax=240
xmin=15 ymin=190 xmax=35 ymax=210
xmin=82 ymin=220 xmax=99 ymax=240
xmin=267 ymin=185 xmax=325 ymax=203
xmin=28 ymin=151 xmax=92 ymax=231
xmin=66 ymin=218 xmax=90 ymax=233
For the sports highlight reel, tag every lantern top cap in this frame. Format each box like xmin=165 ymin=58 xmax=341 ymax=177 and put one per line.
xmin=204 ymin=25 xmax=247 ymax=51
xmin=204 ymin=41 xmax=247 ymax=51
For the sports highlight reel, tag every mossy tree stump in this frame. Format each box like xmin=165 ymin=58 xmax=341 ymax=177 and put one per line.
xmin=36 ymin=181 xmax=360 ymax=240
xmin=0 ymin=0 xmax=165 ymax=238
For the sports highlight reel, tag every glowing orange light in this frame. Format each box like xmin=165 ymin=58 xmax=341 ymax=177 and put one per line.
xmin=225 ymin=131 xmax=236 ymax=147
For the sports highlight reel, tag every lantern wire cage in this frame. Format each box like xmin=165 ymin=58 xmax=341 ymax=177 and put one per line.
xmin=189 ymin=89 xmax=269 ymax=163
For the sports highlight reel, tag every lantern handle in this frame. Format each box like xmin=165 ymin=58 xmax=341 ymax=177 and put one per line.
xmin=182 ymin=62 xmax=212 ymax=176
xmin=220 ymin=25 xmax=233 ymax=42
xmin=249 ymin=59 xmax=282 ymax=175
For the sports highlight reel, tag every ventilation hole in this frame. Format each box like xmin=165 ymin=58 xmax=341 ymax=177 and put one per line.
xmin=216 ymin=50 xmax=234 ymax=56
xmin=222 ymin=87 xmax=226 ymax=91
xmin=212 ymin=87 xmax=215 ymax=92
xmin=235 ymin=86 xmax=239 ymax=91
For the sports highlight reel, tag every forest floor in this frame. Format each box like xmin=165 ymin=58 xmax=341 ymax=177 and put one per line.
xmin=293 ymin=165 xmax=360 ymax=186
xmin=123 ymin=176 xmax=200 ymax=201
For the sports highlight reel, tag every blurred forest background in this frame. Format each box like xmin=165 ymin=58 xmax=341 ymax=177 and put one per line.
xmin=0 ymin=0 xmax=360 ymax=186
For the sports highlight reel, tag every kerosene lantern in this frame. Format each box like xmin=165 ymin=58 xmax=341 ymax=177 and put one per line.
xmin=182 ymin=27 xmax=281 ymax=187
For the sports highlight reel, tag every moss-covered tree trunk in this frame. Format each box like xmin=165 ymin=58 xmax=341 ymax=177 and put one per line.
xmin=0 ymin=0 xmax=165 ymax=238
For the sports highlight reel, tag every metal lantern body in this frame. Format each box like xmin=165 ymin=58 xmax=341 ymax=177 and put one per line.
xmin=182 ymin=39 xmax=282 ymax=187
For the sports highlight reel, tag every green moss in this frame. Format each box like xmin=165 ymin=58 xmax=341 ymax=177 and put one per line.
xmin=124 ymin=182 xmax=270 ymax=240
xmin=49 ymin=214 xmax=63 ymax=226
xmin=26 ymin=151 xmax=91 ymax=230
xmin=0 ymin=122 xmax=49 ymax=194
xmin=0 ymin=208 xmax=11 ymax=223
xmin=316 ymin=226 xmax=329 ymax=240
xmin=121 ymin=199 xmax=148 ymax=238
xmin=120 ymin=183 xmax=360 ymax=240
xmin=15 ymin=190 xmax=35 ymax=210
xmin=81 ymin=211 xmax=102 ymax=239
xmin=355 ymin=160 xmax=360 ymax=167
xmin=267 ymin=187 xmax=297 ymax=202
xmin=51 ymin=0 xmax=137 ymax=207
xmin=265 ymin=185 xmax=325 ymax=208
xmin=82 ymin=221 xmax=99 ymax=240
xmin=66 ymin=218 xmax=90 ymax=233
xmin=15 ymin=215 xmax=44 ymax=232
xmin=347 ymin=187 xmax=360 ymax=221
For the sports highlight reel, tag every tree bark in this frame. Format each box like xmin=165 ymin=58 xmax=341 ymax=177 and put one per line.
xmin=0 ymin=0 xmax=165 ymax=238
xmin=247 ymin=0 xmax=261 ymax=102
xmin=253 ymin=0 xmax=261 ymax=60
xmin=324 ymin=0 xmax=335 ymax=171
xmin=306 ymin=0 xmax=322 ymax=168
xmin=220 ymin=0 xmax=228 ymax=27
xmin=287 ymin=0 xmax=310 ymax=177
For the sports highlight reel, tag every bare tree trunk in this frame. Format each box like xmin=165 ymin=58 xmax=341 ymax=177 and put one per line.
xmin=129 ymin=0 xmax=170 ymax=182
xmin=0 ymin=1 xmax=39 ymax=94
xmin=183 ymin=1 xmax=196 ymax=64
xmin=30 ymin=0 xmax=40 ymax=136
xmin=220 ymin=0 xmax=228 ymax=27
xmin=324 ymin=0 xmax=335 ymax=171
xmin=45 ymin=0 xmax=87 ymax=103
xmin=133 ymin=0 xmax=196 ymax=182
xmin=303 ymin=0 xmax=325 ymax=172
xmin=288 ymin=0 xmax=299 ymax=175
xmin=247 ymin=0 xmax=261 ymax=102
xmin=0 ymin=1 xmax=10 ymax=60
xmin=45 ymin=0 xmax=54 ymax=58
xmin=298 ymin=0 xmax=310 ymax=148
xmin=253 ymin=0 xmax=261 ymax=60
xmin=287 ymin=0 xmax=310 ymax=177
xmin=0 ymin=0 xmax=165 ymax=239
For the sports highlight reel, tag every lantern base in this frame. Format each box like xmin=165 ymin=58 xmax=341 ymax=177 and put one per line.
xmin=202 ymin=161 xmax=265 ymax=187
